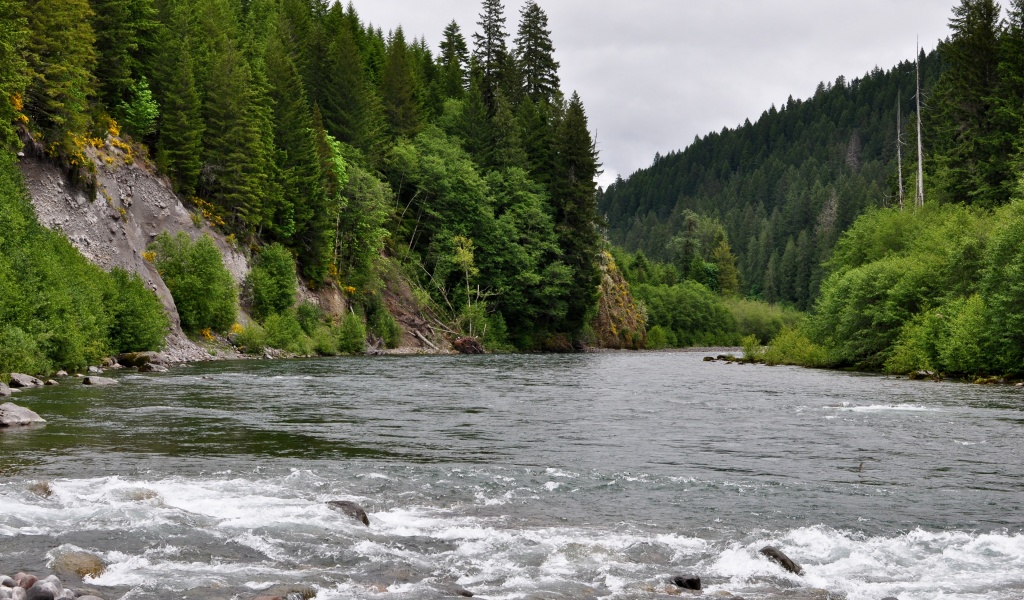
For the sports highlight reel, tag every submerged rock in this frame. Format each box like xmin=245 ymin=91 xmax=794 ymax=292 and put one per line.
xmin=137 ymin=363 xmax=169 ymax=373
xmin=0 ymin=403 xmax=46 ymax=428
xmin=8 ymin=374 xmax=44 ymax=388
xmin=51 ymin=551 xmax=106 ymax=580
xmin=327 ymin=500 xmax=370 ymax=526
xmin=82 ymin=376 xmax=118 ymax=386
xmin=760 ymin=545 xmax=803 ymax=575
xmin=671 ymin=575 xmax=701 ymax=590
xmin=28 ymin=482 xmax=52 ymax=498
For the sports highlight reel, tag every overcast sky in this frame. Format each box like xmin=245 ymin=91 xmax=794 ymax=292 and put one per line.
xmin=351 ymin=1 xmax=957 ymax=188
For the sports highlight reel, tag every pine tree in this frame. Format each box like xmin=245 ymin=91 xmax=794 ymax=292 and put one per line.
xmin=929 ymin=0 xmax=1005 ymax=206
xmin=472 ymin=0 xmax=508 ymax=111
xmin=154 ymin=29 xmax=203 ymax=196
xmin=999 ymin=0 xmax=1024 ymax=176
xmin=23 ymin=0 xmax=97 ymax=154
xmin=490 ymin=89 xmax=527 ymax=169
xmin=90 ymin=0 xmax=158 ymax=115
xmin=381 ymin=27 xmax=421 ymax=139
xmin=550 ymin=92 xmax=601 ymax=336
xmin=514 ymin=0 xmax=559 ymax=104
xmin=0 ymin=0 xmax=28 ymax=150
xmin=438 ymin=20 xmax=469 ymax=99
xmin=319 ymin=5 xmax=370 ymax=147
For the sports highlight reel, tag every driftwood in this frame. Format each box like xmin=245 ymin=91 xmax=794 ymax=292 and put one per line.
xmin=413 ymin=330 xmax=438 ymax=351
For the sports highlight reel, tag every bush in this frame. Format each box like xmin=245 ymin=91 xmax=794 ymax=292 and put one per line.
xmin=312 ymin=326 xmax=338 ymax=355
xmin=740 ymin=334 xmax=764 ymax=362
xmin=106 ymin=268 xmax=169 ymax=354
xmin=763 ymin=327 xmax=829 ymax=367
xmin=370 ymin=308 xmax=402 ymax=349
xmin=235 ymin=322 xmax=267 ymax=354
xmin=633 ymin=281 xmax=738 ymax=347
xmin=725 ymin=298 xmax=804 ymax=344
xmin=264 ymin=312 xmax=313 ymax=355
xmin=0 ymin=326 xmax=52 ymax=378
xmin=646 ymin=325 xmax=669 ymax=350
xmin=295 ymin=301 xmax=325 ymax=336
xmin=337 ymin=311 xmax=366 ymax=354
xmin=245 ymin=243 xmax=297 ymax=322
xmin=150 ymin=232 xmax=237 ymax=333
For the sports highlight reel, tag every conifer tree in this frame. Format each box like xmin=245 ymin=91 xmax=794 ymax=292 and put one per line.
xmin=90 ymin=0 xmax=158 ymax=115
xmin=491 ymin=89 xmax=527 ymax=170
xmin=458 ymin=66 xmax=493 ymax=162
xmin=319 ymin=6 xmax=370 ymax=147
xmin=472 ymin=0 xmax=508 ymax=111
xmin=23 ymin=0 xmax=97 ymax=155
xmin=550 ymin=92 xmax=601 ymax=336
xmin=154 ymin=32 xmax=203 ymax=196
xmin=998 ymin=0 xmax=1024 ymax=175
xmin=514 ymin=0 xmax=559 ymax=104
xmin=438 ymin=20 xmax=469 ymax=99
xmin=381 ymin=27 xmax=421 ymax=140
xmin=0 ymin=0 xmax=27 ymax=150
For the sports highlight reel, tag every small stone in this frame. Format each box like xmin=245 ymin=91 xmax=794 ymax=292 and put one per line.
xmin=1 ymin=575 xmax=15 ymax=587
xmin=327 ymin=500 xmax=370 ymax=526
xmin=1016 ymin=382 xmax=1024 ymax=387
xmin=82 ymin=376 xmax=118 ymax=386
xmin=75 ymin=597 xmax=104 ymax=600
xmin=703 ymin=356 xmax=715 ymax=362
xmin=11 ymin=587 xmax=26 ymax=600
xmin=55 ymin=371 xmax=68 ymax=377
xmin=0 ymin=382 xmax=11 ymax=397
xmin=51 ymin=551 xmax=106 ymax=579
xmin=25 ymin=581 xmax=57 ymax=600
xmin=87 ymin=366 xmax=103 ymax=374
xmin=45 ymin=380 xmax=58 ymax=386
xmin=137 ymin=363 xmax=168 ymax=373
xmin=28 ymin=481 xmax=53 ymax=497
xmin=14 ymin=574 xmax=36 ymax=590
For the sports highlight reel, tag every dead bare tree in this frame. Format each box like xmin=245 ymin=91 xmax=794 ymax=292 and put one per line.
xmin=897 ymin=93 xmax=905 ymax=210
xmin=915 ymin=38 xmax=925 ymax=208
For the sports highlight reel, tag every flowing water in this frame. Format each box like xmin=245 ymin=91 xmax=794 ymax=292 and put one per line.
xmin=1 ymin=353 xmax=1023 ymax=600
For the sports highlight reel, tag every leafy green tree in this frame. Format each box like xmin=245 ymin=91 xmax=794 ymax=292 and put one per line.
xmin=118 ymin=76 xmax=159 ymax=137
xmin=514 ymin=0 xmax=559 ymax=104
xmin=245 ymin=242 xmax=297 ymax=322
xmin=106 ymin=267 xmax=169 ymax=353
xmin=150 ymin=232 xmax=238 ymax=333
xmin=90 ymin=0 xmax=158 ymax=115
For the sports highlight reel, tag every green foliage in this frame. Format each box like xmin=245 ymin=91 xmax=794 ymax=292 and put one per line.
xmin=337 ymin=311 xmax=366 ymax=354
xmin=763 ymin=327 xmax=829 ymax=367
xmin=634 ymin=281 xmax=737 ymax=348
xmin=646 ymin=325 xmax=669 ymax=350
xmin=106 ymin=267 xmax=168 ymax=354
xmin=0 ymin=0 xmax=28 ymax=150
xmin=295 ymin=301 xmax=325 ymax=336
xmin=150 ymin=232 xmax=237 ymax=333
xmin=118 ymin=77 xmax=159 ymax=137
xmin=725 ymin=298 xmax=804 ymax=344
xmin=740 ymin=334 xmax=763 ymax=362
xmin=245 ymin=242 xmax=297 ymax=322
xmin=0 ymin=325 xmax=51 ymax=378
xmin=367 ymin=301 xmax=402 ymax=349
xmin=235 ymin=321 xmax=267 ymax=354
xmin=264 ymin=311 xmax=313 ymax=355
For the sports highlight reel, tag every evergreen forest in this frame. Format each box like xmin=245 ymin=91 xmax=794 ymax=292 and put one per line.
xmin=0 ymin=0 xmax=613 ymax=375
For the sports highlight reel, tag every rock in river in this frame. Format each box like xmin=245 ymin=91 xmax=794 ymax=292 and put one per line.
xmin=760 ymin=545 xmax=803 ymax=575
xmin=82 ymin=376 xmax=118 ymax=386
xmin=327 ymin=500 xmax=370 ymax=526
xmin=8 ymin=373 xmax=44 ymax=388
xmin=51 ymin=551 xmax=106 ymax=580
xmin=0 ymin=403 xmax=46 ymax=428
xmin=0 ymin=382 xmax=11 ymax=397
xmin=671 ymin=575 xmax=701 ymax=590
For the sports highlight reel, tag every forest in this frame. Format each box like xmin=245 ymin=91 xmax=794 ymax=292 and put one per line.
xmin=603 ymin=0 xmax=1024 ymax=378
xmin=0 ymin=0 xmax=615 ymax=376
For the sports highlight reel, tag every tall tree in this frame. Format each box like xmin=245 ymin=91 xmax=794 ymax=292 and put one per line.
xmin=514 ymin=0 xmax=559 ymax=104
xmin=0 ymin=0 xmax=28 ymax=150
xmin=472 ymin=0 xmax=508 ymax=111
xmin=318 ymin=5 xmax=370 ymax=147
xmin=438 ymin=20 xmax=469 ymax=99
xmin=90 ymin=0 xmax=158 ymax=114
xmin=381 ymin=26 xmax=421 ymax=139
xmin=154 ymin=15 xmax=203 ymax=196
xmin=929 ymin=0 xmax=1004 ymax=206
xmin=550 ymin=92 xmax=601 ymax=336
xmin=23 ymin=0 xmax=97 ymax=156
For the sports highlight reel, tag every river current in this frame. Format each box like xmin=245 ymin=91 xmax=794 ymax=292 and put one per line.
xmin=1 ymin=353 xmax=1022 ymax=599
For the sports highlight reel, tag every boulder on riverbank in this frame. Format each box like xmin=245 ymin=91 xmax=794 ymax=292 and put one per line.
xmin=0 ymin=382 xmax=10 ymax=397
xmin=9 ymin=373 xmax=44 ymax=388
xmin=760 ymin=546 xmax=803 ymax=575
xmin=327 ymin=500 xmax=370 ymax=526
xmin=0 ymin=403 xmax=46 ymax=428
xmin=82 ymin=377 xmax=118 ymax=386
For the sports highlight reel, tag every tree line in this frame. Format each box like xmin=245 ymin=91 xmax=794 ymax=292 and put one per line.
xmin=0 ymin=0 xmax=608 ymax=353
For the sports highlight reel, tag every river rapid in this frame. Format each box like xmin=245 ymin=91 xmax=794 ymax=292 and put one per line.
xmin=1 ymin=353 xmax=1022 ymax=600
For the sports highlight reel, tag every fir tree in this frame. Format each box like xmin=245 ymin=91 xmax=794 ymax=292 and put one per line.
xmin=514 ymin=0 xmax=559 ymax=104
xmin=319 ymin=5 xmax=370 ymax=148
xmin=0 ymin=0 xmax=27 ymax=150
xmin=438 ymin=20 xmax=469 ymax=99
xmin=490 ymin=89 xmax=527 ymax=170
xmin=381 ymin=27 xmax=421 ymax=140
xmin=472 ymin=0 xmax=508 ymax=111
xmin=90 ymin=0 xmax=158 ymax=115
xmin=23 ymin=0 xmax=97 ymax=154
xmin=155 ymin=30 xmax=203 ymax=197
xmin=550 ymin=92 xmax=601 ymax=336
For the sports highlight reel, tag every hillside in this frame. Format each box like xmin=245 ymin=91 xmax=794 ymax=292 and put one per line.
xmin=598 ymin=51 xmax=943 ymax=309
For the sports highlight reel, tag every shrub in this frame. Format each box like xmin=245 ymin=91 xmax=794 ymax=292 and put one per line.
xmin=633 ymin=281 xmax=738 ymax=347
xmin=312 ymin=326 xmax=338 ymax=355
xmin=106 ymin=268 xmax=168 ymax=354
xmin=295 ymin=301 xmax=324 ymax=336
xmin=370 ymin=308 xmax=402 ymax=349
xmin=764 ymin=327 xmax=829 ymax=367
xmin=337 ymin=311 xmax=366 ymax=354
xmin=725 ymin=298 xmax=804 ymax=344
xmin=245 ymin=243 xmax=297 ymax=322
xmin=0 ymin=326 xmax=52 ymax=378
xmin=235 ymin=322 xmax=267 ymax=355
xmin=646 ymin=325 xmax=669 ymax=350
xmin=740 ymin=334 xmax=764 ymax=362
xmin=150 ymin=232 xmax=237 ymax=333
xmin=264 ymin=312 xmax=312 ymax=355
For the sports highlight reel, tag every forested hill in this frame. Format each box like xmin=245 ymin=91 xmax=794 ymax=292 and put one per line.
xmin=598 ymin=51 xmax=943 ymax=309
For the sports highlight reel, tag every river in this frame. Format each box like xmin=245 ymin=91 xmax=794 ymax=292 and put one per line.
xmin=1 ymin=353 xmax=1022 ymax=599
